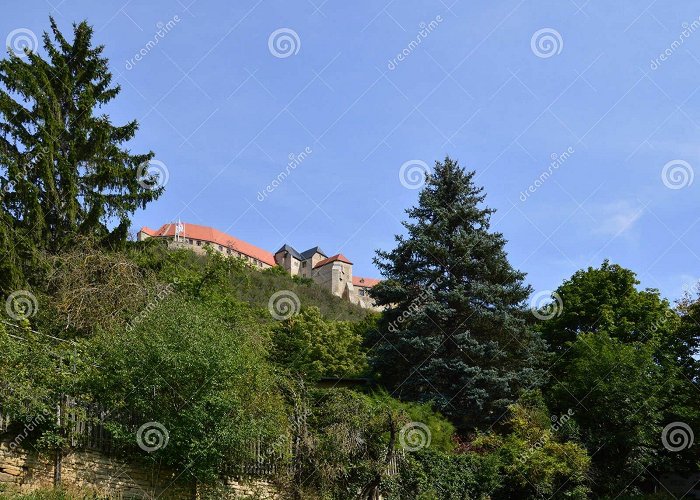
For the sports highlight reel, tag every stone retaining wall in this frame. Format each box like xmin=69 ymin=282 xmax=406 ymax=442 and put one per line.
xmin=0 ymin=441 xmax=277 ymax=499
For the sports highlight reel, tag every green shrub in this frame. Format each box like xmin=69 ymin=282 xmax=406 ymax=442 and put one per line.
xmin=393 ymin=449 xmax=501 ymax=499
xmin=79 ymin=294 xmax=287 ymax=482
xmin=272 ymin=306 xmax=369 ymax=379
xmin=474 ymin=392 xmax=591 ymax=499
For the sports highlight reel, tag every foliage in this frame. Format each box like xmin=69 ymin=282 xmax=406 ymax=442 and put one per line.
xmin=0 ymin=318 xmax=73 ymax=450
xmin=537 ymin=260 xmax=677 ymax=353
xmin=538 ymin=262 xmax=699 ymax=493
xmin=675 ymin=288 xmax=700 ymax=376
xmin=473 ymin=392 xmax=590 ymax=499
xmin=279 ymin=384 xmax=397 ymax=499
xmin=129 ymin=241 xmax=368 ymax=322
xmin=548 ymin=332 xmax=665 ymax=496
xmin=393 ymin=392 xmax=589 ymax=499
xmin=664 ymin=289 xmax=700 ymax=472
xmin=39 ymin=239 xmax=160 ymax=336
xmin=272 ymin=306 xmax=369 ymax=379
xmin=276 ymin=383 xmax=457 ymax=500
xmin=0 ymin=17 xmax=160 ymax=292
xmin=385 ymin=395 xmax=456 ymax=454
xmin=78 ymin=294 xmax=287 ymax=482
xmin=369 ymin=156 xmax=547 ymax=430
xmin=393 ymin=450 xmax=502 ymax=500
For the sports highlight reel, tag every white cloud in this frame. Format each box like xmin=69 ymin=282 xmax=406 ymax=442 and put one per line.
xmin=593 ymin=201 xmax=644 ymax=236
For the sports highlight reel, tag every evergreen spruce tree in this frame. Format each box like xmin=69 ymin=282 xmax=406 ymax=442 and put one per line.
xmin=370 ymin=157 xmax=546 ymax=430
xmin=0 ymin=18 xmax=161 ymax=291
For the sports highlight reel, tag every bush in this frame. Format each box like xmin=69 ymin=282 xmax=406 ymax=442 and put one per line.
xmin=393 ymin=449 xmax=501 ymax=499
xmin=79 ymin=293 xmax=287 ymax=482
xmin=474 ymin=392 xmax=591 ymax=499
xmin=272 ymin=306 xmax=369 ymax=379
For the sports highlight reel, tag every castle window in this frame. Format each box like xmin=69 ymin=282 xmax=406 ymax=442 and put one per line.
xmin=227 ymin=248 xmax=231 ymax=255
xmin=218 ymin=245 xmax=223 ymax=251
xmin=302 ymin=262 xmax=307 ymax=268
xmin=359 ymin=288 xmax=366 ymax=296
xmin=196 ymin=240 xmax=201 ymax=246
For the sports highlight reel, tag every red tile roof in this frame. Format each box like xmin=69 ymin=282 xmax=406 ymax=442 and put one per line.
xmin=352 ymin=276 xmax=381 ymax=288
xmin=139 ymin=222 xmax=276 ymax=266
xmin=313 ymin=253 xmax=353 ymax=268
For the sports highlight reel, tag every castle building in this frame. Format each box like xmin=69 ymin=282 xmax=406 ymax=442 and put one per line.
xmin=137 ymin=222 xmax=381 ymax=310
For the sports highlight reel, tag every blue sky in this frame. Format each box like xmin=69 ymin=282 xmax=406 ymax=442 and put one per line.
xmin=5 ymin=0 xmax=700 ymax=302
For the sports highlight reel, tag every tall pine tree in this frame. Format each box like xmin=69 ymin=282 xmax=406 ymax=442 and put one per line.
xmin=370 ymin=157 xmax=546 ymax=430
xmin=0 ymin=18 xmax=161 ymax=291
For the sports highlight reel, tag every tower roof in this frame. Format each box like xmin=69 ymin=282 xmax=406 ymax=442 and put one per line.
xmin=301 ymin=246 xmax=327 ymax=260
xmin=275 ymin=244 xmax=302 ymax=260
xmin=313 ymin=253 xmax=353 ymax=268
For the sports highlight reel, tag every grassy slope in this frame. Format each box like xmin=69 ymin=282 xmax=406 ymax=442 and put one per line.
xmin=129 ymin=240 xmax=370 ymax=323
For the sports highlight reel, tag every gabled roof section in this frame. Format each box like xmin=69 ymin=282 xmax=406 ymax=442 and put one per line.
xmin=352 ymin=276 xmax=381 ymax=288
xmin=275 ymin=244 xmax=302 ymax=260
xmin=139 ymin=226 xmax=157 ymax=236
xmin=301 ymin=246 xmax=327 ymax=260
xmin=313 ymin=253 xmax=353 ymax=269
xmin=141 ymin=222 xmax=276 ymax=266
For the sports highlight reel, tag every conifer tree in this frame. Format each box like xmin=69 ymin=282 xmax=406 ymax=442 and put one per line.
xmin=370 ymin=157 xmax=546 ymax=430
xmin=0 ymin=18 xmax=161 ymax=291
